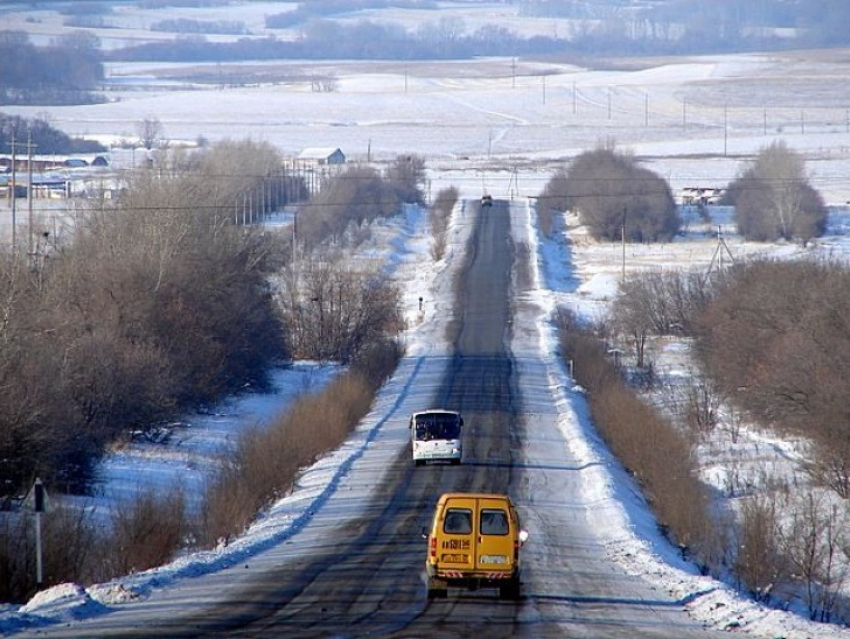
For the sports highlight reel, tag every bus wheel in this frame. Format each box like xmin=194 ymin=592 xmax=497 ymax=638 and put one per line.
xmin=499 ymin=579 xmax=520 ymax=600
xmin=427 ymin=587 xmax=447 ymax=600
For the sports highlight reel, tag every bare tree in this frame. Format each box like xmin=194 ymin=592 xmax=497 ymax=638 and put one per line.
xmin=136 ymin=117 xmax=164 ymax=150
xmin=312 ymin=75 xmax=338 ymax=92
xmin=780 ymin=492 xmax=850 ymax=622
xmin=807 ymin=425 xmax=850 ymax=499
xmin=734 ymin=493 xmax=786 ymax=602
xmin=275 ymin=257 xmax=403 ymax=363
xmin=386 ymin=154 xmax=426 ymax=205
xmin=684 ymin=376 xmax=721 ymax=435
xmin=727 ymin=141 xmax=827 ymax=244
xmin=542 ymin=147 xmax=680 ymax=242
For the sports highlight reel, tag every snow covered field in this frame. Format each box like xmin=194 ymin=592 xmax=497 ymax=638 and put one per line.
xmin=3 ymin=2 xmax=850 ymax=636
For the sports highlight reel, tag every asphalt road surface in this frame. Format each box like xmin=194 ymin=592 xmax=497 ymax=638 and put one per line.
xmin=29 ymin=201 xmax=726 ymax=638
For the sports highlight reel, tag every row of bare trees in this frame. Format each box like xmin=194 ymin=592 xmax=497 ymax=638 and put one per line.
xmin=0 ymin=141 xmax=291 ymax=501
xmin=0 ymin=30 xmax=104 ymax=105
xmin=0 ymin=142 xmax=422 ymax=501
xmin=295 ymin=156 xmax=426 ymax=249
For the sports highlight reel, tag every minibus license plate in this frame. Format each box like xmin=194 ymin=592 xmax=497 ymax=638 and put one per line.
xmin=442 ymin=554 xmax=468 ymax=563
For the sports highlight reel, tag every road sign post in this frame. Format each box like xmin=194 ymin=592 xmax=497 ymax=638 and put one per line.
xmin=32 ymin=478 xmax=46 ymax=588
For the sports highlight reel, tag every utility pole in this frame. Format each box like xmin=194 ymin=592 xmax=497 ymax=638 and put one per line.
xmin=704 ymin=225 xmax=736 ymax=285
xmin=621 ymin=207 xmax=627 ymax=279
xmin=10 ymin=132 xmax=17 ymax=252
xmin=27 ymin=131 xmax=36 ymax=262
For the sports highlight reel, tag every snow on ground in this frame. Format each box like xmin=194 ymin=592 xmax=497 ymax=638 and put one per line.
xmin=82 ymin=361 xmax=341 ymax=523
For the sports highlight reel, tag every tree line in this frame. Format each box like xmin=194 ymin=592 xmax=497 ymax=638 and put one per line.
xmin=105 ymin=4 xmax=850 ymax=66
xmin=0 ymin=31 xmax=104 ymax=106
xmin=0 ymin=141 xmax=419 ymax=505
xmin=0 ymin=113 xmax=107 ymax=155
xmin=521 ymin=0 xmax=850 ymax=50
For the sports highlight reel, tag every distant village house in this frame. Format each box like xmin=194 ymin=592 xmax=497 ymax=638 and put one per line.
xmin=297 ymin=148 xmax=346 ymax=166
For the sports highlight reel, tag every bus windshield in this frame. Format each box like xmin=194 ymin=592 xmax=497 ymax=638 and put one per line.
xmin=414 ymin=413 xmax=462 ymax=441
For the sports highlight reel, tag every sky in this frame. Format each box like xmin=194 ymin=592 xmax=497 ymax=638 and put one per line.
xmin=3 ymin=2 xmax=850 ymax=635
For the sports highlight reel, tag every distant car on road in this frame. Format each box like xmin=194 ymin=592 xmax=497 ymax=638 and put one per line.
xmin=480 ymin=194 xmax=493 ymax=208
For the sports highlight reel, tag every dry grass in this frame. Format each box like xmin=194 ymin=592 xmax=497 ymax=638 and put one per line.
xmin=104 ymin=488 xmax=188 ymax=577
xmin=199 ymin=341 xmax=401 ymax=547
xmin=0 ymin=503 xmax=104 ymax=603
xmin=557 ymin=308 xmax=715 ymax=567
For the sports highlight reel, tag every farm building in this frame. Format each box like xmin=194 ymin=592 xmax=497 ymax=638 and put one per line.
xmin=297 ymin=148 xmax=346 ymax=166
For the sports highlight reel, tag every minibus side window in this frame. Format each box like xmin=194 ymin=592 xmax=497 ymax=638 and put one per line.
xmin=480 ymin=509 xmax=509 ymax=535
xmin=444 ymin=508 xmax=473 ymax=534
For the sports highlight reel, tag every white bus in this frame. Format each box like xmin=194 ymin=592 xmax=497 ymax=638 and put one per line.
xmin=410 ymin=409 xmax=463 ymax=466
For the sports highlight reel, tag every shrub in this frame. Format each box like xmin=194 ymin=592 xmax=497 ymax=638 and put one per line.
xmin=275 ymin=257 xmax=404 ymax=363
xmin=727 ymin=141 xmax=827 ymax=243
xmin=429 ymin=186 xmax=458 ymax=260
xmin=0 ymin=504 xmax=102 ymax=603
xmin=694 ymin=258 xmax=850 ymax=454
xmin=540 ymin=148 xmax=680 ymax=242
xmin=734 ymin=494 xmax=786 ymax=602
